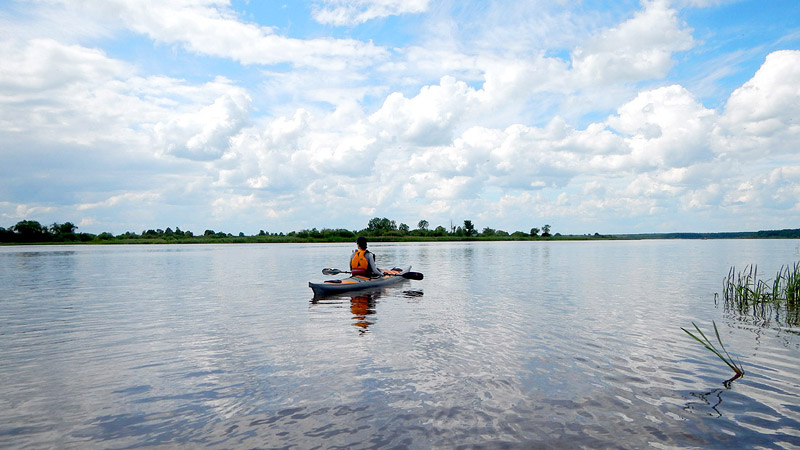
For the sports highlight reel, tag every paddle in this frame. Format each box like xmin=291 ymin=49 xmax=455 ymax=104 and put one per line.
xmin=322 ymin=268 xmax=424 ymax=280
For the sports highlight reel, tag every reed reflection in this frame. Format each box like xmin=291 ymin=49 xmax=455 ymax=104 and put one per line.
xmin=685 ymin=387 xmax=728 ymax=417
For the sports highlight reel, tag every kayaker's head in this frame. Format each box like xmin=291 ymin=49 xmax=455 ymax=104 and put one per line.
xmin=356 ymin=236 xmax=367 ymax=250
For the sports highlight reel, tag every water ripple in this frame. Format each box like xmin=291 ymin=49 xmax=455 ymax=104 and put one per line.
xmin=1 ymin=242 xmax=800 ymax=448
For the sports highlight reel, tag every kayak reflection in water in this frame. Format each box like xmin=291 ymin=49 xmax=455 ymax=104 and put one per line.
xmin=350 ymin=236 xmax=382 ymax=277
xmin=350 ymin=294 xmax=376 ymax=334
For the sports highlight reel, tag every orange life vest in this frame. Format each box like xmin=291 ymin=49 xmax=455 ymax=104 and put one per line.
xmin=350 ymin=249 xmax=370 ymax=275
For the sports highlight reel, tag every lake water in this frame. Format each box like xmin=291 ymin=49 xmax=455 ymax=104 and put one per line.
xmin=1 ymin=240 xmax=799 ymax=448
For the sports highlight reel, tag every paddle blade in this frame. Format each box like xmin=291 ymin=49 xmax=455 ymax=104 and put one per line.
xmin=322 ymin=268 xmax=343 ymax=275
xmin=402 ymin=271 xmax=424 ymax=280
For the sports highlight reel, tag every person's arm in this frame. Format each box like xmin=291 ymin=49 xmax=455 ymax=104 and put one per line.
xmin=367 ymin=252 xmax=381 ymax=277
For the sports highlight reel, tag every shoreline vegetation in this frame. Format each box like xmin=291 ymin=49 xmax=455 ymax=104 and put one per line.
xmin=1 ymin=218 xmax=799 ymax=245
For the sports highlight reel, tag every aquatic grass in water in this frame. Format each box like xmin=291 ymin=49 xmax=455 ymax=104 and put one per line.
xmin=686 ymin=262 xmax=800 ymax=388
xmin=720 ymin=262 xmax=800 ymax=327
xmin=682 ymin=321 xmax=745 ymax=388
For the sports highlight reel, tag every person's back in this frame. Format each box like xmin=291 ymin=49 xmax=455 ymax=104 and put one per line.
xmin=350 ymin=237 xmax=382 ymax=277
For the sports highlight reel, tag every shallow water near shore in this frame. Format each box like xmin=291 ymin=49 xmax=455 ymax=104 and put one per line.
xmin=1 ymin=240 xmax=799 ymax=448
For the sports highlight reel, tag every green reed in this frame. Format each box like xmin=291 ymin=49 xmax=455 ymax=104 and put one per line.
xmin=721 ymin=263 xmax=800 ymax=327
xmin=682 ymin=321 xmax=744 ymax=386
xmin=682 ymin=263 xmax=799 ymax=387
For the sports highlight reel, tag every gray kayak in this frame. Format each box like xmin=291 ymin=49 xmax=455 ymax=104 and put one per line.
xmin=309 ymin=266 xmax=411 ymax=296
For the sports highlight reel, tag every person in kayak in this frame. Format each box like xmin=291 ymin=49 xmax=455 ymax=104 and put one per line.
xmin=350 ymin=236 xmax=382 ymax=277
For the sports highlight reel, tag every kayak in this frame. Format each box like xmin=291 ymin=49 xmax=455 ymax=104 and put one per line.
xmin=309 ymin=266 xmax=411 ymax=296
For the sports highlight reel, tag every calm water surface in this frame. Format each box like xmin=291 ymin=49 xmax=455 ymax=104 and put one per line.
xmin=1 ymin=240 xmax=799 ymax=448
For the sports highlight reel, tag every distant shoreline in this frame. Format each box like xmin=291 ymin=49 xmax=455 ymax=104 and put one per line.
xmin=2 ymin=228 xmax=799 ymax=245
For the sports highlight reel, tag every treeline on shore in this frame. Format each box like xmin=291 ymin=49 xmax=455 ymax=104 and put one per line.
xmin=0 ymin=218 xmax=559 ymax=244
xmin=616 ymin=229 xmax=800 ymax=239
xmin=1 ymin=218 xmax=799 ymax=244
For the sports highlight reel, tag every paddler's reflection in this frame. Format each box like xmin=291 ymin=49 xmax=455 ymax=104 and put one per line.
xmin=309 ymin=290 xmax=387 ymax=334
xmin=350 ymin=294 xmax=376 ymax=333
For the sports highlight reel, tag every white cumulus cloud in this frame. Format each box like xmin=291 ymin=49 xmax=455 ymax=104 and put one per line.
xmin=154 ymin=84 xmax=252 ymax=161
xmin=571 ymin=0 xmax=695 ymax=85
xmin=715 ymin=50 xmax=800 ymax=157
xmin=607 ymin=85 xmax=716 ymax=169
xmin=369 ymin=76 xmax=479 ymax=146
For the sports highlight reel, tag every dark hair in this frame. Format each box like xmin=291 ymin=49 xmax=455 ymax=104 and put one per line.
xmin=356 ymin=236 xmax=367 ymax=249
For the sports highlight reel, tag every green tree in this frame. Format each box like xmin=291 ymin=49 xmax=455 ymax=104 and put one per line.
xmin=530 ymin=227 xmax=540 ymax=237
xmin=463 ymin=220 xmax=476 ymax=236
xmin=432 ymin=226 xmax=447 ymax=236
xmin=12 ymin=220 xmax=49 ymax=242
xmin=49 ymin=222 xmax=78 ymax=241
xmin=366 ymin=217 xmax=397 ymax=235
xmin=0 ymin=227 xmax=13 ymax=242
xmin=329 ymin=228 xmax=354 ymax=238
xmin=51 ymin=222 xmax=77 ymax=235
xmin=481 ymin=227 xmax=496 ymax=236
xmin=399 ymin=223 xmax=410 ymax=234
xmin=542 ymin=224 xmax=551 ymax=237
xmin=417 ymin=219 xmax=429 ymax=231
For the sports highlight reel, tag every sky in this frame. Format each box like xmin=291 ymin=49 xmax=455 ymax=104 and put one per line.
xmin=0 ymin=0 xmax=799 ymax=235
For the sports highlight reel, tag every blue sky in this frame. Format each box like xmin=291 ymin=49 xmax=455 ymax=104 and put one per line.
xmin=1 ymin=0 xmax=799 ymax=235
